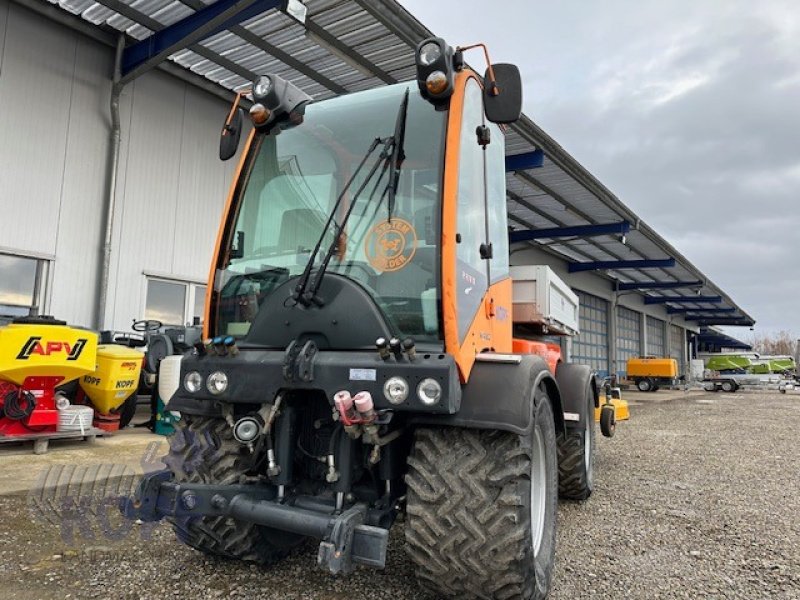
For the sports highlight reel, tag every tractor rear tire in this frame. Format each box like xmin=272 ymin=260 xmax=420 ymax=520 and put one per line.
xmin=163 ymin=414 xmax=302 ymax=565
xmin=557 ymin=380 xmax=595 ymax=501
xmin=404 ymin=384 xmax=558 ymax=600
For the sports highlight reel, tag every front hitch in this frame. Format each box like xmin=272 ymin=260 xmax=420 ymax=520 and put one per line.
xmin=121 ymin=470 xmax=389 ymax=574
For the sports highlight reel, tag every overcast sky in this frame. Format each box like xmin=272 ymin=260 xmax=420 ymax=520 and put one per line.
xmin=398 ymin=0 xmax=800 ymax=340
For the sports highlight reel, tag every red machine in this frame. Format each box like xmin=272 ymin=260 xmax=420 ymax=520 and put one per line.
xmin=0 ymin=317 xmax=97 ymax=436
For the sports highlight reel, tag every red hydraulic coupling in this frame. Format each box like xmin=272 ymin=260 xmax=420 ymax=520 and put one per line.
xmin=333 ymin=390 xmax=377 ymax=425
xmin=334 ymin=391 xmax=359 ymax=425
xmin=353 ymin=391 xmax=376 ymax=421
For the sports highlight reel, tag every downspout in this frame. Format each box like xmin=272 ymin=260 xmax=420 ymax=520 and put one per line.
xmin=608 ymin=291 xmax=618 ymax=381
xmin=96 ymin=34 xmax=125 ymax=330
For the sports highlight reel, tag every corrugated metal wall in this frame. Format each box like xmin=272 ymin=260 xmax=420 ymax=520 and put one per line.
xmin=0 ymin=2 xmax=237 ymax=330
xmin=616 ymin=306 xmax=641 ymax=378
xmin=646 ymin=315 xmax=666 ymax=357
xmin=572 ymin=291 xmax=609 ymax=377
xmin=104 ymin=71 xmax=238 ymax=329
xmin=0 ymin=2 xmax=109 ymax=323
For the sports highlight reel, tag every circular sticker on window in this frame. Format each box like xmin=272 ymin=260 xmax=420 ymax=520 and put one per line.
xmin=364 ymin=218 xmax=417 ymax=272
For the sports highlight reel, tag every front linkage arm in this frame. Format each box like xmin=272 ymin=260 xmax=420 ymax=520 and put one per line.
xmin=120 ymin=470 xmax=388 ymax=574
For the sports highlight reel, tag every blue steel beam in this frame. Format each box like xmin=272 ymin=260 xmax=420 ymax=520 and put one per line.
xmin=667 ymin=307 xmax=737 ymax=314
xmin=568 ymin=258 xmax=674 ymax=273
xmin=505 ymin=150 xmax=544 ymax=172
xmin=644 ymin=295 xmax=722 ymax=305
xmin=121 ymin=0 xmax=281 ymax=83
xmin=509 ymin=221 xmax=630 ymax=243
xmin=616 ymin=280 xmax=703 ymax=291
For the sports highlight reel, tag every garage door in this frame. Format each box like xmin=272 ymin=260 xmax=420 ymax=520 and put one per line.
xmin=573 ymin=291 xmax=609 ymax=377
xmin=646 ymin=316 xmax=666 ymax=357
xmin=669 ymin=324 xmax=685 ymax=373
xmin=616 ymin=306 xmax=641 ymax=378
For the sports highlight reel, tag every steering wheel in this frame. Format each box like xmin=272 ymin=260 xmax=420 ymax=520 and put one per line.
xmin=337 ymin=261 xmax=380 ymax=291
xmin=132 ymin=319 xmax=163 ymax=333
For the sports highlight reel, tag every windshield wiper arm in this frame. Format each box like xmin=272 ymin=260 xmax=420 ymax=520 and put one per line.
xmin=294 ymin=91 xmax=410 ymax=306
xmin=304 ymin=137 xmax=395 ymax=305
xmin=385 ymin=88 xmax=409 ymax=221
xmin=292 ymin=136 xmax=392 ymax=306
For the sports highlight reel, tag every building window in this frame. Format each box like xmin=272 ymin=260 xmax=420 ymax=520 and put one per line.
xmin=145 ymin=277 xmax=207 ymax=326
xmin=0 ymin=253 xmax=49 ymax=325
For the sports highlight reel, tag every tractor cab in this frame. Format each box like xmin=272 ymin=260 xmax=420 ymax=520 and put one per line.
xmin=207 ymin=39 xmax=522 ymax=380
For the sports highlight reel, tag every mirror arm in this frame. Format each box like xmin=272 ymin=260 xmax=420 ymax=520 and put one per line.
xmin=223 ymin=89 xmax=251 ymax=134
xmin=457 ymin=43 xmax=500 ymax=96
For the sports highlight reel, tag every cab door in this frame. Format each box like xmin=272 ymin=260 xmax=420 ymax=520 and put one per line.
xmin=442 ymin=73 xmax=512 ymax=380
xmin=454 ymin=78 xmax=490 ymax=344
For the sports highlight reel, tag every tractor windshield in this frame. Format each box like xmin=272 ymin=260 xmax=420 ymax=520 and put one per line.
xmin=212 ymin=84 xmax=446 ymax=343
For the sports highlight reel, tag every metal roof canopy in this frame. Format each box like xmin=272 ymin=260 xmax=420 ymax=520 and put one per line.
xmin=696 ymin=327 xmax=753 ymax=352
xmin=22 ymin=0 xmax=754 ymax=327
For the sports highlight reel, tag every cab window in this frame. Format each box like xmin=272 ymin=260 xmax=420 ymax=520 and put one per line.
xmin=455 ymin=79 xmax=489 ymax=341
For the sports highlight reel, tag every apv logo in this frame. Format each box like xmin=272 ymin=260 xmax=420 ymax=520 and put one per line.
xmin=16 ymin=337 xmax=88 ymax=361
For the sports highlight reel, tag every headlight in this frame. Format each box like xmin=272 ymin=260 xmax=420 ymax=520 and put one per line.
xmin=425 ymin=71 xmax=448 ymax=95
xmin=184 ymin=371 xmax=203 ymax=393
xmin=253 ymin=75 xmax=272 ymax=99
xmin=418 ymin=42 xmax=441 ymax=66
xmin=417 ymin=378 xmax=442 ymax=406
xmin=415 ymin=37 xmax=455 ymax=102
xmin=233 ymin=416 xmax=262 ymax=444
xmin=383 ymin=376 xmax=409 ymax=405
xmin=206 ymin=371 xmax=228 ymax=395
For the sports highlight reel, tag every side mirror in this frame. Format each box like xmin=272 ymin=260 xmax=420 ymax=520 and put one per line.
xmin=219 ymin=107 xmax=244 ymax=161
xmin=483 ymin=63 xmax=522 ymax=124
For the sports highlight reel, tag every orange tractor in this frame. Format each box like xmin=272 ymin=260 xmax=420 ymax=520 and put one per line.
xmin=124 ymin=38 xmax=620 ymax=599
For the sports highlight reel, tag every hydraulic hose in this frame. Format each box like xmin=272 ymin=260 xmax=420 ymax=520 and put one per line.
xmin=2 ymin=389 xmax=36 ymax=421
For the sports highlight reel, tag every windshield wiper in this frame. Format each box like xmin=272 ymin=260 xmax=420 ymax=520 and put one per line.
xmin=293 ymin=91 xmax=411 ymax=307
xmin=292 ymin=136 xmax=392 ymax=306
xmin=385 ymin=88 xmax=409 ymax=221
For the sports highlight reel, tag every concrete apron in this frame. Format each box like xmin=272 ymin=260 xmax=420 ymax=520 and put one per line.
xmin=0 ymin=428 xmax=166 ymax=497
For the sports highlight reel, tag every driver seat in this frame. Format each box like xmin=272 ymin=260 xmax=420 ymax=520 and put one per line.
xmin=278 ymin=208 xmax=325 ymax=252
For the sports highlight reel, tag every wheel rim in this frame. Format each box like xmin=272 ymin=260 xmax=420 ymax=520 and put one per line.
xmin=530 ymin=425 xmax=547 ymax=556
xmin=584 ymin=413 xmax=593 ymax=483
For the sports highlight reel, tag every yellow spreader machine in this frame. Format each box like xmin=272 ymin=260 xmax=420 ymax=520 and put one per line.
xmin=0 ymin=316 xmax=143 ymax=438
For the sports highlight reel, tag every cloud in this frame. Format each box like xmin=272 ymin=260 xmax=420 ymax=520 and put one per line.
xmin=399 ymin=0 xmax=800 ymax=337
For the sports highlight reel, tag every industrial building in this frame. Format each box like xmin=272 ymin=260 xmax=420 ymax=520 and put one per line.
xmin=0 ymin=0 xmax=754 ymax=379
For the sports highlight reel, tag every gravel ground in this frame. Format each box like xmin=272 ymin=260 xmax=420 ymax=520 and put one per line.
xmin=1 ymin=389 xmax=798 ymax=599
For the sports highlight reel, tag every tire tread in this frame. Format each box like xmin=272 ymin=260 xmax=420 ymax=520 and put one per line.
xmin=405 ymin=427 xmax=540 ymax=599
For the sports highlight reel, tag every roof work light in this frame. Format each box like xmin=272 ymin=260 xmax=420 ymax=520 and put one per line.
xmin=415 ymin=37 xmax=457 ymax=103
xmin=249 ymin=73 xmax=313 ymax=130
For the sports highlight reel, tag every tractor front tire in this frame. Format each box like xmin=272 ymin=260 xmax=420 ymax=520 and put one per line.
xmin=163 ymin=414 xmax=302 ymax=565
xmin=557 ymin=380 xmax=595 ymax=501
xmin=404 ymin=384 xmax=558 ymax=600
